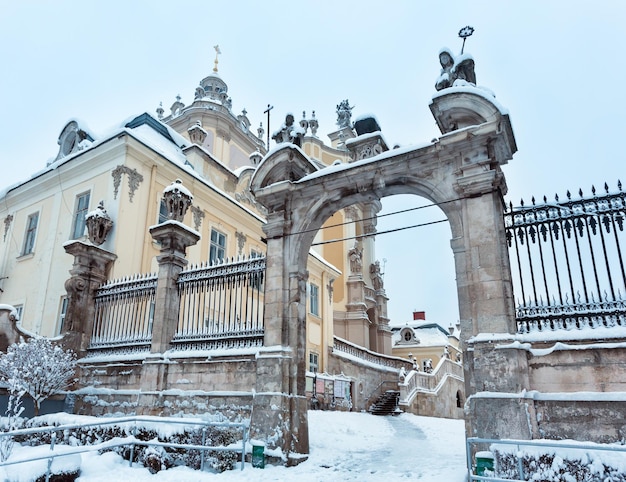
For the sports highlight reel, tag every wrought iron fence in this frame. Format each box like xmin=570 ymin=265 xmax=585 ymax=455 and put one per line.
xmin=172 ymin=256 xmax=265 ymax=350
xmin=505 ymin=181 xmax=626 ymax=334
xmin=88 ymin=256 xmax=266 ymax=354
xmin=89 ymin=274 xmax=157 ymax=354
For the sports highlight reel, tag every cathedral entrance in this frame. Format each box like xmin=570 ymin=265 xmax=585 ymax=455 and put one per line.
xmin=248 ymin=88 xmax=518 ymax=461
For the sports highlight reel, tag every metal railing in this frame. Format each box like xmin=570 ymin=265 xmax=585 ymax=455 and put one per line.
xmin=505 ymin=181 xmax=626 ymax=334
xmin=173 ymin=256 xmax=265 ymax=351
xmin=332 ymin=337 xmax=414 ymax=372
xmin=0 ymin=415 xmax=249 ymax=480
xmin=467 ymin=436 xmax=626 ymax=481
xmin=90 ymin=274 xmax=157 ymax=354
xmin=398 ymin=357 xmax=464 ymax=405
xmin=87 ymin=256 xmax=267 ymax=354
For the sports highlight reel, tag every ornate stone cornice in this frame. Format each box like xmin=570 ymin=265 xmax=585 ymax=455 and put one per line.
xmin=453 ymin=169 xmax=506 ymax=197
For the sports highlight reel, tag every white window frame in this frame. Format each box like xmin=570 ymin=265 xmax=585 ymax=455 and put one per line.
xmin=71 ymin=191 xmax=91 ymax=239
xmin=309 ymin=352 xmax=319 ymax=373
xmin=209 ymin=228 xmax=226 ymax=264
xmin=250 ymin=249 xmax=264 ymax=291
xmin=309 ymin=282 xmax=320 ymax=317
xmin=57 ymin=296 xmax=68 ymax=334
xmin=158 ymin=198 xmax=168 ymax=224
xmin=22 ymin=212 xmax=39 ymax=256
xmin=13 ymin=304 xmax=23 ymax=323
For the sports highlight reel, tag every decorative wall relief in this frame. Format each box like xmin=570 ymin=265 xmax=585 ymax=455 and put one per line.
xmin=112 ymin=165 xmax=144 ymax=202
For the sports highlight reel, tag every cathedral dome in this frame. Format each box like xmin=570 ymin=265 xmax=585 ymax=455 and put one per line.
xmin=195 ymin=72 xmax=229 ymax=104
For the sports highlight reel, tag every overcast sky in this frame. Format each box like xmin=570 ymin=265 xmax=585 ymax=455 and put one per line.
xmin=1 ymin=1 xmax=623 ymax=328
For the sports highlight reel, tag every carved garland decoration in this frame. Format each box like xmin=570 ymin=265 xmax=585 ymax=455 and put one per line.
xmin=3 ymin=215 xmax=13 ymax=242
xmin=190 ymin=205 xmax=205 ymax=231
xmin=112 ymin=165 xmax=144 ymax=202
xmin=235 ymin=231 xmax=247 ymax=255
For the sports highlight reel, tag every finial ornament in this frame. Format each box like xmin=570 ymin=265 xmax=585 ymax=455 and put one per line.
xmin=458 ymin=26 xmax=474 ymax=54
xmin=213 ymin=44 xmax=221 ymax=73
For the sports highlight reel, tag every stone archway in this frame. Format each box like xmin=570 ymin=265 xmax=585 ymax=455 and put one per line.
xmin=249 ymin=89 xmax=519 ymax=462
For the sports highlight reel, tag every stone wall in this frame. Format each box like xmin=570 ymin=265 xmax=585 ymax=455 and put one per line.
xmin=467 ymin=338 xmax=626 ymax=444
xmin=327 ymin=350 xmax=400 ymax=412
xmin=75 ymin=353 xmax=257 ymax=419
xmin=404 ymin=375 xmax=465 ymax=419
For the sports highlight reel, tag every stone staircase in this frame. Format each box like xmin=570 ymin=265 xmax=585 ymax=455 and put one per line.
xmin=369 ymin=390 xmax=401 ymax=416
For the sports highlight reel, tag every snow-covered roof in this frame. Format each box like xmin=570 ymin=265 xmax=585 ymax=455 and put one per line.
xmin=391 ymin=321 xmax=451 ymax=347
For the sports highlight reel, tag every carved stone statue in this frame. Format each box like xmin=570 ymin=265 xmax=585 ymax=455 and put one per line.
xmin=271 ymin=113 xmax=304 ymax=147
xmin=370 ymin=260 xmax=384 ymax=291
xmin=348 ymin=243 xmax=362 ymax=274
xmin=435 ymin=48 xmax=476 ymax=91
xmin=336 ymin=99 xmax=353 ymax=128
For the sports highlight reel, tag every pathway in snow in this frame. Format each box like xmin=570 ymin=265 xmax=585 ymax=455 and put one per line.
xmin=74 ymin=411 xmax=467 ymax=481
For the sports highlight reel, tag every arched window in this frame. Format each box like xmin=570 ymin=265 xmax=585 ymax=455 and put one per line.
xmin=456 ymin=390 xmax=463 ymax=408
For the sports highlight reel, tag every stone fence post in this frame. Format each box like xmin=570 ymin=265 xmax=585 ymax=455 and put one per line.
xmin=63 ymin=241 xmax=117 ymax=355
xmin=148 ymin=221 xmax=199 ymax=353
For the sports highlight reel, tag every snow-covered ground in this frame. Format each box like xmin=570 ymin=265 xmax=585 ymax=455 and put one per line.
xmin=33 ymin=411 xmax=467 ymax=481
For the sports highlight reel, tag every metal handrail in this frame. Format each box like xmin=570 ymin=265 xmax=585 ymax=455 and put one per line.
xmin=0 ymin=415 xmax=249 ymax=480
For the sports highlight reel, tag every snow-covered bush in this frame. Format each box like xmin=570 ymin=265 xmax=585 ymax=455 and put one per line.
xmin=493 ymin=447 xmax=626 ymax=481
xmin=141 ymin=443 xmax=171 ymax=474
xmin=0 ymin=338 xmax=76 ymax=416
xmin=0 ymin=365 xmax=27 ymax=461
xmin=14 ymin=420 xmax=241 ymax=474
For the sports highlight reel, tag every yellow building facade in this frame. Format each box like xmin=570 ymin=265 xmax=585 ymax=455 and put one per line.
xmin=0 ymin=66 xmax=389 ymax=374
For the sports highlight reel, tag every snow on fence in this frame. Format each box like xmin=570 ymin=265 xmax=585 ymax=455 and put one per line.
xmin=505 ymin=182 xmax=626 ymax=335
xmin=466 ymin=436 xmax=626 ymax=481
xmin=172 ymin=256 xmax=265 ymax=351
xmin=0 ymin=415 xmax=249 ymax=479
xmin=90 ymin=273 xmax=157 ymax=354
xmin=88 ymin=256 xmax=266 ymax=355
xmin=332 ymin=337 xmax=414 ymax=372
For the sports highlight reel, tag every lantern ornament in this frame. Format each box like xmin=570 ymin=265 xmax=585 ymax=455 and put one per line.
xmin=85 ymin=201 xmax=114 ymax=246
xmin=163 ymin=179 xmax=193 ymax=222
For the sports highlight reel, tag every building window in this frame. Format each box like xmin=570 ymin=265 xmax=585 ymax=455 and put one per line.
xmin=209 ymin=228 xmax=226 ymax=264
xmin=71 ymin=191 xmax=90 ymax=239
xmin=22 ymin=212 xmax=39 ymax=255
xmin=309 ymin=283 xmax=320 ymax=317
xmin=250 ymin=249 xmax=264 ymax=291
xmin=309 ymin=352 xmax=319 ymax=373
xmin=158 ymin=199 xmax=168 ymax=224
xmin=57 ymin=297 xmax=68 ymax=335
xmin=13 ymin=305 xmax=23 ymax=323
